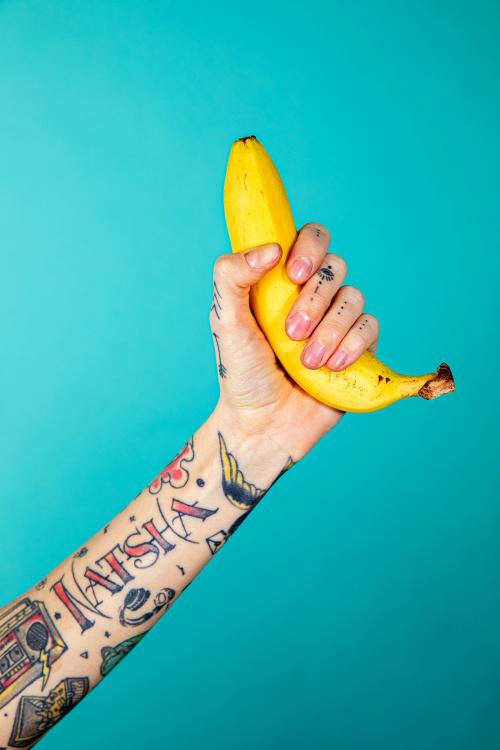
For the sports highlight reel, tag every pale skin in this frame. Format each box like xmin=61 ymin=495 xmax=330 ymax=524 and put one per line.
xmin=0 ymin=223 xmax=378 ymax=747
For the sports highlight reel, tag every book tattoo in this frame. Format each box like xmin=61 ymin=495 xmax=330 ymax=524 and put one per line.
xmin=9 ymin=677 xmax=89 ymax=748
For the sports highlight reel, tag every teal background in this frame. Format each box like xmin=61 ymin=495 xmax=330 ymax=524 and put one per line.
xmin=0 ymin=1 xmax=498 ymax=748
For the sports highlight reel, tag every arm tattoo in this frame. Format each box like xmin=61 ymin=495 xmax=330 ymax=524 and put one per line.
xmin=218 ymin=432 xmax=265 ymax=510
xmin=8 ymin=677 xmax=89 ymax=747
xmin=0 ymin=598 xmax=66 ymax=709
xmin=148 ymin=438 xmax=195 ymax=494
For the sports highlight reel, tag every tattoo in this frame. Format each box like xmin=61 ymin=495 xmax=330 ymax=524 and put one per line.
xmin=206 ymin=530 xmax=229 ymax=555
xmin=208 ymin=454 xmax=294 ymax=555
xmin=218 ymin=433 xmax=265 ymax=510
xmin=51 ymin=485 xmax=214 ymax=630
xmin=314 ymin=264 xmax=334 ymax=293
xmin=9 ymin=677 xmax=89 ymax=747
xmin=34 ymin=579 xmax=47 ymax=592
xmin=0 ymin=598 xmax=66 ymax=709
xmin=210 ymin=280 xmax=223 ymax=319
xmin=149 ymin=437 xmax=195 ymax=494
xmin=196 ymin=478 xmax=205 ymax=487
xmin=337 ymin=298 xmax=348 ymax=315
xmin=278 ymin=456 xmax=295 ymax=477
xmin=212 ymin=331 xmax=227 ymax=378
xmin=100 ymin=633 xmax=148 ymax=676
xmin=119 ymin=586 xmax=175 ymax=627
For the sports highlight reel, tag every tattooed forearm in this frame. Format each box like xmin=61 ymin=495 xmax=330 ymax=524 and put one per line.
xmin=9 ymin=676 xmax=89 ymax=747
xmin=0 ymin=413 xmax=289 ymax=747
xmin=219 ymin=432 xmax=265 ymax=510
xmin=0 ymin=599 xmax=66 ymax=709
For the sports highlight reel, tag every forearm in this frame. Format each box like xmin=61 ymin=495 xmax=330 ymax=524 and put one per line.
xmin=0 ymin=406 xmax=292 ymax=747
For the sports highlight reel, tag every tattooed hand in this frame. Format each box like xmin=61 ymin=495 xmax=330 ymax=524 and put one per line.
xmin=210 ymin=223 xmax=379 ymax=460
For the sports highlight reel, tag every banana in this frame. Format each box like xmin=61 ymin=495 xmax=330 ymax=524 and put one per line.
xmin=223 ymin=135 xmax=455 ymax=413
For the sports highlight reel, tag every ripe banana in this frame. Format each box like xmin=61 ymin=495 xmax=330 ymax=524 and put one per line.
xmin=223 ymin=135 xmax=455 ymax=413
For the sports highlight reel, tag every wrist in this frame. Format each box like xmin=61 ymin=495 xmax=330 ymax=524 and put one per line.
xmin=208 ymin=402 xmax=295 ymax=494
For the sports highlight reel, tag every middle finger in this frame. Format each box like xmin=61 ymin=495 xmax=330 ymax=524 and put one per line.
xmin=285 ymin=253 xmax=348 ymax=340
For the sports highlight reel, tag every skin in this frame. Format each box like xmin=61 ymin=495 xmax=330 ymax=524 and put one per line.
xmin=0 ymin=223 xmax=377 ymax=747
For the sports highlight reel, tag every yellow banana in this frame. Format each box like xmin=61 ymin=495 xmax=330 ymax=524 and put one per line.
xmin=223 ymin=135 xmax=455 ymax=413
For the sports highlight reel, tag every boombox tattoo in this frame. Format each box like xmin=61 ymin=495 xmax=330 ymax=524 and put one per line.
xmin=0 ymin=598 xmax=66 ymax=710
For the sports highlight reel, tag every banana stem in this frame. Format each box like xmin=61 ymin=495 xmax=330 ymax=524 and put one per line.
xmin=418 ymin=363 xmax=455 ymax=400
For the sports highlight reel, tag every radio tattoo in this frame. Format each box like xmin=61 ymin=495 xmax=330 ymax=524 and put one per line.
xmin=0 ymin=599 xmax=66 ymax=709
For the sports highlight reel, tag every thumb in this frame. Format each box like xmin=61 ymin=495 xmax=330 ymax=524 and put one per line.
xmin=212 ymin=243 xmax=282 ymax=324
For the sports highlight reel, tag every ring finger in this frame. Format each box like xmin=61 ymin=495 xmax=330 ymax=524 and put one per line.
xmin=326 ymin=313 xmax=379 ymax=370
xmin=300 ymin=286 xmax=365 ymax=369
xmin=285 ymin=253 xmax=348 ymax=340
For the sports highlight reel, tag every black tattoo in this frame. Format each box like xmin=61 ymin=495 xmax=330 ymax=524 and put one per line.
xmin=277 ymin=456 xmax=295 ymax=478
xmin=218 ymin=433 xmax=265 ymax=510
xmin=206 ymin=530 xmax=229 ymax=555
xmin=9 ymin=677 xmax=89 ymax=747
xmin=119 ymin=586 xmax=175 ymax=627
xmin=213 ymin=331 xmax=227 ymax=378
xmin=34 ymin=579 xmax=47 ymax=591
xmin=211 ymin=280 xmax=223 ymax=319
xmin=80 ymin=651 xmax=89 ymax=659
xmin=100 ymin=633 xmax=148 ymax=676
xmin=314 ymin=264 xmax=334 ymax=293
xmin=209 ymin=452 xmax=295 ymax=555
xmin=177 ymin=564 xmax=185 ymax=576
xmin=196 ymin=478 xmax=205 ymax=487
xmin=0 ymin=599 xmax=66 ymax=709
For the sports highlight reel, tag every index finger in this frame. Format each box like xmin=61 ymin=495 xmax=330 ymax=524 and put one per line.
xmin=286 ymin=222 xmax=331 ymax=284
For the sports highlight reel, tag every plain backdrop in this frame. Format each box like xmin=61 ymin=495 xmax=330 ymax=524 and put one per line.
xmin=1 ymin=1 xmax=499 ymax=748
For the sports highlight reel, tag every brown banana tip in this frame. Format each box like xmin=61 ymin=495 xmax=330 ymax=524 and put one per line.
xmin=418 ymin=362 xmax=455 ymax=400
xmin=236 ymin=134 xmax=257 ymax=143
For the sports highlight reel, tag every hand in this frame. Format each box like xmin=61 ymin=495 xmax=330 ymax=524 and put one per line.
xmin=210 ymin=223 xmax=379 ymax=461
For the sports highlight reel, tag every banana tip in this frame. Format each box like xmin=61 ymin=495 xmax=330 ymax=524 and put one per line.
xmin=418 ymin=362 xmax=455 ymax=400
xmin=235 ymin=134 xmax=258 ymax=144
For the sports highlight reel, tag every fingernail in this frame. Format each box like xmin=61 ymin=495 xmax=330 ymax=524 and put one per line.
xmin=244 ymin=243 xmax=281 ymax=269
xmin=286 ymin=310 xmax=311 ymax=339
xmin=290 ymin=257 xmax=313 ymax=283
xmin=329 ymin=350 xmax=348 ymax=370
xmin=302 ymin=340 xmax=326 ymax=368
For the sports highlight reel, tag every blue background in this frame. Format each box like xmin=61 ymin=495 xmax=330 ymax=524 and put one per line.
xmin=1 ymin=1 xmax=499 ymax=748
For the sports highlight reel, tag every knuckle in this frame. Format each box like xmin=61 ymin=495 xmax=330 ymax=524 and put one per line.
xmin=364 ymin=313 xmax=379 ymax=334
xmin=302 ymin=222 xmax=331 ymax=244
xmin=349 ymin=332 xmax=367 ymax=350
xmin=344 ymin=285 xmax=365 ymax=306
xmin=331 ymin=254 xmax=347 ymax=276
xmin=213 ymin=253 xmax=234 ymax=280
xmin=323 ymin=319 xmax=346 ymax=339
